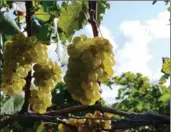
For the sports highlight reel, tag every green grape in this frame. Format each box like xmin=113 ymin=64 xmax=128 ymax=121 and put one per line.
xmin=73 ymin=37 xmax=81 ymax=44
xmin=81 ymin=81 xmax=93 ymax=90
xmin=19 ymin=79 xmax=26 ymax=86
xmin=30 ymin=49 xmax=38 ymax=59
xmin=80 ymin=35 xmax=87 ymax=41
xmin=93 ymin=57 xmax=102 ymax=67
xmin=13 ymin=83 xmax=22 ymax=92
xmin=46 ymin=79 xmax=55 ymax=89
xmin=35 ymin=43 xmax=43 ymax=50
xmin=96 ymin=52 xmax=105 ymax=62
xmin=99 ymin=73 xmax=108 ymax=82
xmin=67 ymin=45 xmax=81 ymax=58
xmin=104 ymin=66 xmax=113 ymax=77
xmin=33 ymin=64 xmax=42 ymax=71
xmin=88 ymin=71 xmax=98 ymax=81
xmin=42 ymin=96 xmax=52 ymax=107
xmin=12 ymin=74 xmax=20 ymax=81
xmin=29 ymin=97 xmax=37 ymax=104
xmin=80 ymin=50 xmax=94 ymax=64
xmin=75 ymin=41 xmax=90 ymax=52
xmin=103 ymin=43 xmax=113 ymax=52
xmin=37 ymin=89 xmax=45 ymax=99
xmin=18 ymin=56 xmax=26 ymax=65
xmin=103 ymin=57 xmax=114 ymax=66
xmin=5 ymin=41 xmax=13 ymax=48
xmin=31 ymin=89 xmax=38 ymax=97
xmin=24 ymin=64 xmax=32 ymax=71
xmin=58 ymin=124 xmax=67 ymax=132
xmin=43 ymin=86 xmax=51 ymax=93
xmin=29 ymin=36 xmax=37 ymax=44
xmin=80 ymin=98 xmax=95 ymax=105
xmin=17 ymin=66 xmax=28 ymax=78
xmin=32 ymin=104 xmax=41 ymax=113
xmin=38 ymin=106 xmax=47 ymax=114
xmin=94 ymin=67 xmax=103 ymax=77
xmin=93 ymin=91 xmax=101 ymax=101
xmin=7 ymin=87 xmax=15 ymax=96
xmin=91 ymin=82 xmax=100 ymax=91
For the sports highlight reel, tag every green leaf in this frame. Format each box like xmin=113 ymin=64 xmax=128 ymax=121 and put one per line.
xmin=159 ymin=92 xmax=170 ymax=103
xmin=0 ymin=12 xmax=20 ymax=38
xmin=34 ymin=11 xmax=51 ymax=22
xmin=160 ymin=84 xmax=169 ymax=93
xmin=159 ymin=74 xmax=169 ymax=84
xmin=104 ymin=79 xmax=113 ymax=89
xmin=97 ymin=0 xmax=110 ymax=24
xmin=58 ymin=1 xmax=88 ymax=39
xmin=137 ymin=102 xmax=143 ymax=111
xmin=131 ymin=87 xmax=138 ymax=94
xmin=31 ymin=19 xmax=52 ymax=41
xmin=36 ymin=123 xmax=46 ymax=132
xmin=0 ymin=94 xmax=24 ymax=114
xmin=161 ymin=57 xmax=170 ymax=75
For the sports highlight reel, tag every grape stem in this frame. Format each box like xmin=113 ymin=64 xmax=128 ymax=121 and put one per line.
xmin=19 ymin=1 xmax=33 ymax=114
xmin=88 ymin=1 xmax=99 ymax=37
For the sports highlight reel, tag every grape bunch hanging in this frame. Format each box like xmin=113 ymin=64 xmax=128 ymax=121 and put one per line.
xmin=58 ymin=111 xmax=112 ymax=132
xmin=29 ymin=61 xmax=61 ymax=113
xmin=64 ymin=35 xmax=115 ymax=105
xmin=1 ymin=33 xmax=62 ymax=113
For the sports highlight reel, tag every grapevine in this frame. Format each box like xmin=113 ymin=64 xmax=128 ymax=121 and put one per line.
xmin=0 ymin=1 xmax=169 ymax=132
xmin=64 ymin=35 xmax=115 ymax=105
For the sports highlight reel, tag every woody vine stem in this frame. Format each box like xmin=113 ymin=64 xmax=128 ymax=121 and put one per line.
xmin=20 ymin=1 xmax=33 ymax=113
xmin=0 ymin=1 xmax=170 ymax=131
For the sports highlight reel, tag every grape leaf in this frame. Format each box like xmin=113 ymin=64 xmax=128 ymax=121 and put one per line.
xmin=159 ymin=92 xmax=170 ymax=103
xmin=159 ymin=74 xmax=169 ymax=84
xmin=40 ymin=1 xmax=60 ymax=17
xmin=34 ymin=11 xmax=51 ymax=22
xmin=97 ymin=0 xmax=110 ymax=24
xmin=36 ymin=123 xmax=46 ymax=132
xmin=0 ymin=12 xmax=20 ymax=37
xmin=58 ymin=1 xmax=88 ymax=39
xmin=31 ymin=17 xmax=52 ymax=41
xmin=161 ymin=57 xmax=170 ymax=75
xmin=0 ymin=94 xmax=24 ymax=114
xmin=137 ymin=102 xmax=143 ymax=111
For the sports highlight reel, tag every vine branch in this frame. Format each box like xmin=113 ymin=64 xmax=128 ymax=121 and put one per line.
xmin=88 ymin=1 xmax=99 ymax=37
xmin=0 ymin=105 xmax=169 ymax=130
xmin=19 ymin=1 xmax=33 ymax=114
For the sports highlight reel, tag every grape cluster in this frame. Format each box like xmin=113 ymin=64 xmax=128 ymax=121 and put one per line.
xmin=1 ymin=33 xmax=62 ymax=113
xmin=58 ymin=111 xmax=112 ymax=132
xmin=1 ymin=33 xmax=39 ymax=95
xmin=64 ymin=35 xmax=115 ymax=105
xmin=29 ymin=61 xmax=62 ymax=113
